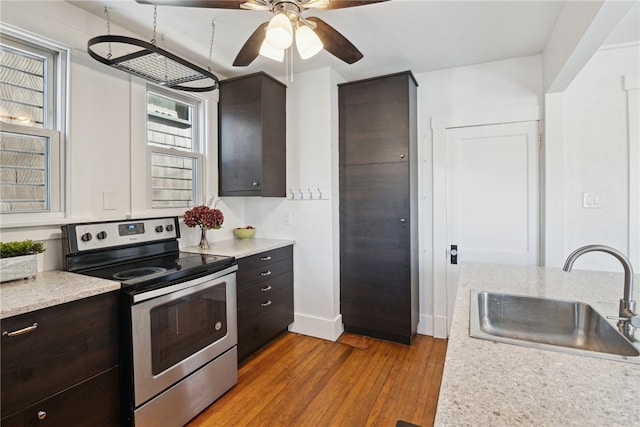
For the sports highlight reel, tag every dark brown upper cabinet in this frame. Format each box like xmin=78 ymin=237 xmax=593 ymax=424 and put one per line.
xmin=339 ymin=72 xmax=415 ymax=166
xmin=218 ymin=72 xmax=286 ymax=197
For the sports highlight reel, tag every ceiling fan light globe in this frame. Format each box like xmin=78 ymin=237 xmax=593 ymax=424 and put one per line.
xmin=266 ymin=13 xmax=293 ymax=49
xmin=259 ymin=39 xmax=285 ymax=62
xmin=295 ymin=25 xmax=323 ymax=59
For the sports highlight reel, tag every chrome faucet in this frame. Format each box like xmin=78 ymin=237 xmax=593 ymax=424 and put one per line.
xmin=563 ymin=244 xmax=640 ymax=335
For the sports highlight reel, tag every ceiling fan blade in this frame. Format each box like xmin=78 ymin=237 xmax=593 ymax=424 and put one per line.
xmin=306 ymin=0 xmax=389 ymax=10
xmin=233 ymin=22 xmax=269 ymax=66
xmin=134 ymin=0 xmax=246 ymax=9
xmin=306 ymin=17 xmax=363 ymax=64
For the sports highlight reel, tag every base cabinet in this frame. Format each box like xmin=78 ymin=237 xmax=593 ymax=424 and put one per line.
xmin=1 ymin=292 xmax=120 ymax=426
xmin=236 ymin=246 xmax=294 ymax=362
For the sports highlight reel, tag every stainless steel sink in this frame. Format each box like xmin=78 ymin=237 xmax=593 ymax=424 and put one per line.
xmin=469 ymin=290 xmax=640 ymax=364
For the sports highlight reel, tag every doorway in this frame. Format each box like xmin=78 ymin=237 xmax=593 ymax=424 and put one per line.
xmin=445 ymin=121 xmax=540 ymax=326
xmin=430 ymin=108 xmax=542 ymax=337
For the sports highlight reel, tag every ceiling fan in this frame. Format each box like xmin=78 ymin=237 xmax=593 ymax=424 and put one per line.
xmin=134 ymin=0 xmax=388 ymax=66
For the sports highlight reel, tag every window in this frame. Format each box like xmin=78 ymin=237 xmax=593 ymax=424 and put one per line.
xmin=146 ymin=89 xmax=203 ymax=208
xmin=0 ymin=31 xmax=66 ymax=215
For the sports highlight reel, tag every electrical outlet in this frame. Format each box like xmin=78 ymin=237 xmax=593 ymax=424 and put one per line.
xmin=283 ymin=212 xmax=292 ymax=225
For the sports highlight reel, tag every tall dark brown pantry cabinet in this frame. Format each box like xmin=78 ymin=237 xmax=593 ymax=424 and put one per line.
xmin=218 ymin=72 xmax=286 ymax=197
xmin=339 ymin=71 xmax=419 ymax=345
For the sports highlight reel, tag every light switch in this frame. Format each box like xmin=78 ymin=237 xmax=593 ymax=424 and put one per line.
xmin=582 ymin=192 xmax=602 ymax=208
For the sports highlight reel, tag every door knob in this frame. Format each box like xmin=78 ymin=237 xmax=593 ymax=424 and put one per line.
xmin=450 ymin=245 xmax=458 ymax=265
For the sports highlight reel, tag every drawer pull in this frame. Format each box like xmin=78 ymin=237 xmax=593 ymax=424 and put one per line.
xmin=261 ymin=300 xmax=272 ymax=307
xmin=3 ymin=322 xmax=38 ymax=337
xmin=37 ymin=410 xmax=47 ymax=420
xmin=260 ymin=270 xmax=272 ymax=277
xmin=260 ymin=256 xmax=272 ymax=261
xmin=261 ymin=285 xmax=272 ymax=292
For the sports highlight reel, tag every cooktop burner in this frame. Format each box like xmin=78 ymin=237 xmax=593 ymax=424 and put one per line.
xmin=113 ymin=267 xmax=167 ymax=280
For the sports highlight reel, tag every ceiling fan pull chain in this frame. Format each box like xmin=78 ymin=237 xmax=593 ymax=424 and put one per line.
xmin=208 ymin=20 xmax=216 ymax=72
xmin=103 ymin=6 xmax=112 ymax=60
xmin=151 ymin=5 xmax=158 ymax=45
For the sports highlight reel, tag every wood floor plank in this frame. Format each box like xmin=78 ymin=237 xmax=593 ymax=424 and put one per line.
xmin=187 ymin=332 xmax=447 ymax=427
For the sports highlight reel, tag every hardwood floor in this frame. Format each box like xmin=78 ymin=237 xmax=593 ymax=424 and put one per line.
xmin=188 ymin=332 xmax=448 ymax=427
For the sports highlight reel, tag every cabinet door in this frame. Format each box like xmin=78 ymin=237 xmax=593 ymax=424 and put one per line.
xmin=339 ymin=73 xmax=412 ymax=166
xmin=340 ymin=162 xmax=412 ymax=342
xmin=219 ymin=76 xmax=264 ymax=195
xmin=1 ymin=293 xmax=118 ymax=418
xmin=218 ymin=73 xmax=286 ymax=197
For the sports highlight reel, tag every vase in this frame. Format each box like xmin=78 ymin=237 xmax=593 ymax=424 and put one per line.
xmin=198 ymin=227 xmax=210 ymax=250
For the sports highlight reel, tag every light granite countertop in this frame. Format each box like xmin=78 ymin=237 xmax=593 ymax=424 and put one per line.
xmin=181 ymin=238 xmax=295 ymax=259
xmin=434 ymin=263 xmax=640 ymax=426
xmin=1 ymin=270 xmax=120 ymax=319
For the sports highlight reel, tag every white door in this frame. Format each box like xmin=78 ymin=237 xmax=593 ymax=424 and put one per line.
xmin=445 ymin=121 xmax=540 ymax=326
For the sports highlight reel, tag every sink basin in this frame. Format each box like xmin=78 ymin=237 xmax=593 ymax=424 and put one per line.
xmin=469 ymin=290 xmax=640 ymax=364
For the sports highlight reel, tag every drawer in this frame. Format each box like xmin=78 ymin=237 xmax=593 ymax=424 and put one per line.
xmin=1 ymin=292 xmax=118 ymax=418
xmin=24 ymin=367 xmax=120 ymax=427
xmin=237 ymin=283 xmax=294 ymax=361
xmin=236 ymin=246 xmax=292 ymax=285
xmin=238 ymin=270 xmax=292 ymax=306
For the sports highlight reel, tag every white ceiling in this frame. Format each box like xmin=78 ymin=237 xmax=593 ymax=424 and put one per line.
xmin=67 ymin=0 xmax=638 ymax=82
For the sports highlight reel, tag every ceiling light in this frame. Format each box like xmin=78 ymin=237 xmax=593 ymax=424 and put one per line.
xmin=259 ymin=39 xmax=285 ymax=62
xmin=295 ymin=24 xmax=323 ymax=60
xmin=266 ymin=12 xmax=293 ymax=49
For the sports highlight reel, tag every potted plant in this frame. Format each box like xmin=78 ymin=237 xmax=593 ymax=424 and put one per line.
xmin=0 ymin=239 xmax=46 ymax=283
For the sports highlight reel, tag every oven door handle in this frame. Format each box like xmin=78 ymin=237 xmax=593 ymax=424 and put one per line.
xmin=132 ymin=264 xmax=238 ymax=303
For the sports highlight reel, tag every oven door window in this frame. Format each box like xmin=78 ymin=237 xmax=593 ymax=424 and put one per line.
xmin=149 ymin=283 xmax=227 ymax=375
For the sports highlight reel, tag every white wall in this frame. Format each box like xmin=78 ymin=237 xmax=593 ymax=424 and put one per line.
xmin=241 ymin=68 xmax=346 ymax=341
xmin=545 ymin=42 xmax=640 ymax=271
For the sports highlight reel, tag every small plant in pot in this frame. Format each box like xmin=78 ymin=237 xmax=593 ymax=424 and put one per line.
xmin=0 ymin=239 xmax=46 ymax=283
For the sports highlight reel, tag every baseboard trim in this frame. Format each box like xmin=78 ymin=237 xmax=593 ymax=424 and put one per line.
xmin=289 ymin=313 xmax=344 ymax=342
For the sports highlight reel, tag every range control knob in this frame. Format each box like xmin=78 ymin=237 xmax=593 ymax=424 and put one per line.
xmin=166 ymin=224 xmax=174 ymax=232
xmin=96 ymin=231 xmax=107 ymax=240
xmin=81 ymin=233 xmax=92 ymax=242
xmin=155 ymin=225 xmax=164 ymax=233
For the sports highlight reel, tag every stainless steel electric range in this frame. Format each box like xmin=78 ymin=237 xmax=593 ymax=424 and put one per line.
xmin=61 ymin=217 xmax=238 ymax=427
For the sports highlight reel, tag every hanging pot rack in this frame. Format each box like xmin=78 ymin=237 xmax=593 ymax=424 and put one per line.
xmin=88 ymin=6 xmax=219 ymax=92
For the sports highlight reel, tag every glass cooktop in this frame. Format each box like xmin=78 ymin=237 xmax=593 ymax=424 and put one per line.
xmin=79 ymin=251 xmax=235 ymax=292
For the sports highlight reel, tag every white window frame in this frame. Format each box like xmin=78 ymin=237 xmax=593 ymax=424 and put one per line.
xmin=0 ymin=26 xmax=68 ymax=226
xmin=146 ymin=85 xmax=206 ymax=211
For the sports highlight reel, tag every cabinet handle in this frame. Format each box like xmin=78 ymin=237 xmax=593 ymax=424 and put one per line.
xmin=260 ymin=256 xmax=272 ymax=261
xmin=37 ymin=410 xmax=47 ymax=420
xmin=3 ymin=322 xmax=38 ymax=337
xmin=252 ymin=182 xmax=260 ymax=187
xmin=400 ymin=154 xmax=406 ymax=159
xmin=261 ymin=300 xmax=272 ymax=307
xmin=261 ymin=285 xmax=272 ymax=292
xmin=260 ymin=270 xmax=272 ymax=277
xmin=400 ymin=218 xmax=406 ymax=223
